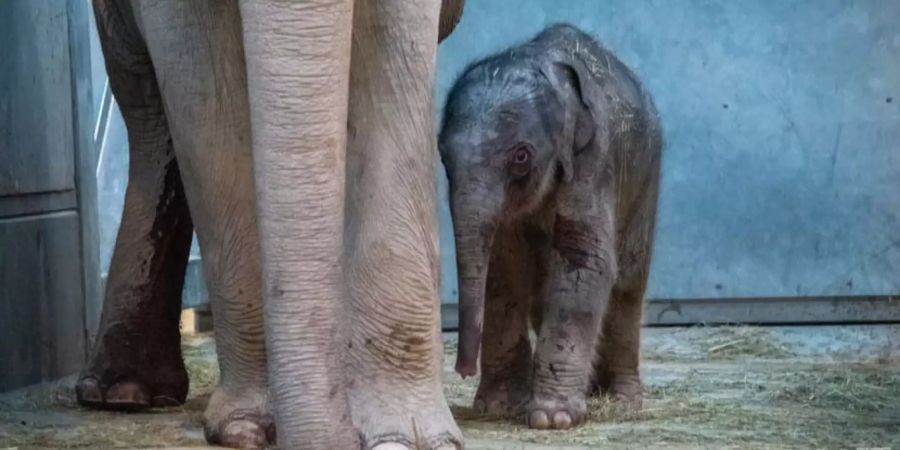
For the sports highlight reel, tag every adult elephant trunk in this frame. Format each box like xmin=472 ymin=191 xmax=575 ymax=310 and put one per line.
xmin=451 ymin=191 xmax=499 ymax=378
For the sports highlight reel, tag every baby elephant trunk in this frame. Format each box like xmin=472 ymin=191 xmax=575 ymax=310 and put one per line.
xmin=453 ymin=216 xmax=496 ymax=378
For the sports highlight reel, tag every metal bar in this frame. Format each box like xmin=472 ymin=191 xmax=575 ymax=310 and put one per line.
xmin=93 ymin=81 xmax=113 ymax=180
xmin=68 ymin=0 xmax=103 ymax=355
xmin=644 ymin=295 xmax=900 ymax=325
xmin=439 ymin=295 xmax=900 ymax=330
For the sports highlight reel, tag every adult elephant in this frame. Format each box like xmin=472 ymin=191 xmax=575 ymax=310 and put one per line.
xmin=77 ymin=0 xmax=464 ymax=449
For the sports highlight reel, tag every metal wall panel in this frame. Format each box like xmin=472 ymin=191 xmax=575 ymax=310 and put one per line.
xmin=0 ymin=213 xmax=86 ymax=391
xmin=0 ymin=0 xmax=76 ymax=198
xmin=0 ymin=0 xmax=98 ymax=391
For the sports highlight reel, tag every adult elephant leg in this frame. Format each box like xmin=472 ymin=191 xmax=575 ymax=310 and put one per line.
xmin=344 ymin=1 xmax=462 ymax=448
xmin=133 ymin=1 xmax=271 ymax=448
xmin=75 ymin=0 xmax=193 ymax=410
xmin=77 ymin=0 xmax=192 ymax=411
xmin=238 ymin=1 xmax=358 ymax=449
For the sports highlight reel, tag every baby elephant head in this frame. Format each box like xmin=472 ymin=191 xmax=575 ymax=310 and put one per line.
xmin=439 ymin=47 xmax=603 ymax=376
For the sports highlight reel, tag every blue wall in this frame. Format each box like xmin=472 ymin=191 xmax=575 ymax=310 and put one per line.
xmin=436 ymin=0 xmax=900 ymax=302
xmin=92 ymin=0 xmax=900 ymax=306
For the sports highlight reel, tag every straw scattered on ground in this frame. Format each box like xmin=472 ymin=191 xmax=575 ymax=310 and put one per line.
xmin=0 ymin=335 xmax=215 ymax=449
xmin=1 ymin=326 xmax=898 ymax=449
xmin=443 ymin=326 xmax=900 ymax=450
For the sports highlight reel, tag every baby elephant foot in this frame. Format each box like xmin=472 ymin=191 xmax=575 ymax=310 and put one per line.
xmin=473 ymin=389 xmax=515 ymax=417
xmin=76 ymin=364 xmax=188 ymax=410
xmin=607 ymin=376 xmax=643 ymax=410
xmin=473 ymin=376 xmax=529 ymax=417
xmin=203 ymin=386 xmax=274 ymax=450
xmin=525 ymin=394 xmax=587 ymax=430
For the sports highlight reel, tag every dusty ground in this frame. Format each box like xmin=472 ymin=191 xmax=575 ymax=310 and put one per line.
xmin=1 ymin=325 xmax=898 ymax=449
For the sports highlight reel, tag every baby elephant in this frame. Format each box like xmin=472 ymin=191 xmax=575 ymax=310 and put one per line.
xmin=440 ymin=24 xmax=662 ymax=430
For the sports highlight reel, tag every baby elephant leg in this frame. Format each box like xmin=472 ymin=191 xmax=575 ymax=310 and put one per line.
xmin=593 ymin=286 xmax=644 ymax=408
xmin=594 ymin=190 xmax=655 ymax=408
xmin=528 ymin=216 xmax=614 ymax=430
xmin=474 ymin=226 xmax=535 ymax=416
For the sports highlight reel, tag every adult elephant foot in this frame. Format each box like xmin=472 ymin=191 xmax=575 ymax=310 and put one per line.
xmin=76 ymin=330 xmax=188 ymax=410
xmin=342 ymin=244 xmax=464 ymax=449
xmin=203 ymin=385 xmax=275 ymax=450
xmin=351 ymin=382 xmax=462 ymax=450
xmin=344 ymin=249 xmax=462 ymax=448
xmin=373 ymin=442 xmax=457 ymax=450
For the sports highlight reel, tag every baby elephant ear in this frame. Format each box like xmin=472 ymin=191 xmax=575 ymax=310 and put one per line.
xmin=539 ymin=58 xmax=600 ymax=182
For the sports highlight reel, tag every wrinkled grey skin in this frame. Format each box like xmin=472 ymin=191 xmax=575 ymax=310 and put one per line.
xmin=77 ymin=0 xmax=465 ymax=449
xmin=440 ymin=24 xmax=662 ymax=430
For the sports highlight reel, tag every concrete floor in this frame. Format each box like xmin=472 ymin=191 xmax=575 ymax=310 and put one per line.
xmin=1 ymin=325 xmax=898 ymax=449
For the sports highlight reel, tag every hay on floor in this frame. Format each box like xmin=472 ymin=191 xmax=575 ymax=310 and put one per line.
xmin=1 ymin=327 xmax=898 ymax=449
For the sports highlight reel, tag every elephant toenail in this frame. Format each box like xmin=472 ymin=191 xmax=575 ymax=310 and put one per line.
xmin=222 ymin=419 xmax=268 ymax=449
xmin=529 ymin=410 xmax=550 ymax=429
xmin=434 ymin=443 xmax=461 ymax=450
xmin=105 ymin=380 xmax=151 ymax=409
xmin=75 ymin=377 xmax=103 ymax=404
xmin=371 ymin=443 xmax=412 ymax=450
xmin=152 ymin=394 xmax=182 ymax=407
xmin=552 ymin=411 xmax=572 ymax=429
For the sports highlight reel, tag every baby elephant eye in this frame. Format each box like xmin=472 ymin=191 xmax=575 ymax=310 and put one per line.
xmin=508 ymin=144 xmax=533 ymax=178
xmin=513 ymin=146 xmax=530 ymax=164
xmin=509 ymin=144 xmax=532 ymax=175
